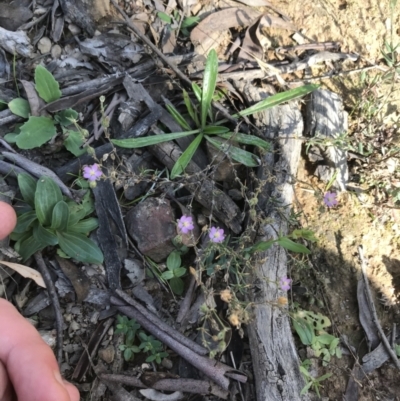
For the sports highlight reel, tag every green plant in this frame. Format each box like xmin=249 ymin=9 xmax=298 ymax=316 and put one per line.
xmin=4 ymin=65 xmax=87 ymax=156
xmin=157 ymin=10 xmax=200 ymax=37
xmin=161 ymin=250 xmax=187 ymax=295
xmin=112 ymin=49 xmax=318 ymax=179
xmin=292 ymin=309 xmax=342 ymax=366
xmin=10 ymin=174 xmax=103 ymax=264
xmin=300 ymin=359 xmax=332 ymax=397
xmin=115 ymin=316 xmax=168 ymax=363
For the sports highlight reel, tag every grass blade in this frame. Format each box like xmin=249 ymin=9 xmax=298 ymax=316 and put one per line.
xmin=217 ymin=132 xmax=271 ymax=150
xmin=165 ymin=103 xmax=191 ymax=130
xmin=171 ymin=133 xmax=203 ymax=178
xmin=205 ymin=136 xmax=259 ymax=167
xmin=232 ymin=84 xmax=318 ymax=118
xmin=201 ymin=49 xmax=218 ymax=129
xmin=183 ymin=89 xmax=200 ymax=127
xmin=112 ymin=130 xmax=200 ymax=148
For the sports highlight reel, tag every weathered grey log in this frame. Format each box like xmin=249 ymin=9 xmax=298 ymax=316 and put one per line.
xmin=305 ymin=88 xmax=348 ymax=191
xmin=242 ymin=84 xmax=309 ymax=401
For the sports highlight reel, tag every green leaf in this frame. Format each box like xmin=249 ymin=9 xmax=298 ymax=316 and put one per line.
xmin=232 ymin=84 xmax=319 ymax=118
xmin=246 ymin=239 xmax=275 ymax=254
xmin=112 ymin=130 xmax=200 ymax=148
xmin=203 ymin=126 xmax=230 ymax=134
xmin=192 ymin=82 xmax=202 ymax=103
xmin=170 ymin=277 xmax=184 ymax=295
xmin=51 ymin=201 xmax=70 ymax=231
xmin=293 ymin=318 xmax=314 ymax=346
xmin=316 ymin=373 xmax=333 ymax=382
xmin=201 ymin=49 xmax=218 ymax=129
xmin=8 ymin=98 xmax=30 ymax=118
xmin=277 ymin=237 xmax=311 ymax=254
xmin=161 ymin=271 xmax=174 ymax=280
xmin=181 ymin=16 xmax=200 ymax=28
xmin=34 ymin=65 xmax=61 ymax=103
xmin=300 ymin=381 xmax=313 ymax=395
xmin=18 ymin=173 xmax=37 ymax=206
xmin=16 ymin=234 xmax=46 ymax=261
xmin=63 ymin=129 xmax=87 ymax=157
xmin=35 ymin=176 xmax=63 ymax=226
xmin=316 ymin=333 xmax=336 ymax=345
xmin=290 ymin=229 xmax=317 ymax=243
xmin=67 ymin=204 xmax=86 ymax=226
xmin=33 ymin=222 xmax=58 ymax=246
xmin=183 ymin=89 xmax=200 ymax=126
xmin=57 ymin=231 xmax=104 ymax=264
xmin=166 ymin=250 xmax=181 ymax=270
xmin=13 ymin=211 xmax=37 ymax=234
xmin=171 ymin=133 xmax=203 ymax=178
xmin=217 ymin=132 xmax=271 ymax=151
xmin=205 ymin=136 xmax=259 ymax=167
xmin=67 ymin=218 xmax=98 ymax=234
xmin=16 ymin=116 xmax=56 ymax=149
xmin=4 ymin=133 xmax=18 ymax=143
xmin=55 ymin=109 xmax=78 ymax=126
xmin=157 ymin=11 xmax=172 ymax=23
xmin=124 ymin=348 xmax=132 ymax=361
xmin=173 ymin=267 xmax=186 ymax=278
xmin=165 ymin=103 xmax=191 ymax=130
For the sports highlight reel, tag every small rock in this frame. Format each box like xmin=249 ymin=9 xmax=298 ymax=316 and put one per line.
xmin=37 ymin=37 xmax=52 ymax=54
xmin=68 ymin=24 xmax=81 ymax=35
xmin=51 ymin=44 xmax=62 ymax=59
xmin=99 ymin=345 xmax=115 ymax=364
xmin=125 ymin=197 xmax=176 ymax=262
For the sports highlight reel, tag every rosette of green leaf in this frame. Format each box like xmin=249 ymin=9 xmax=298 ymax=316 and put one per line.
xmin=112 ymin=49 xmax=317 ymax=179
xmin=161 ymin=251 xmax=186 ymax=295
xmin=12 ymin=174 xmax=103 ymax=264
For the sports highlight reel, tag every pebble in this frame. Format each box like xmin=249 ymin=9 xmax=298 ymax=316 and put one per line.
xmin=51 ymin=44 xmax=62 ymax=59
xmin=68 ymin=24 xmax=81 ymax=35
xmin=37 ymin=37 xmax=52 ymax=54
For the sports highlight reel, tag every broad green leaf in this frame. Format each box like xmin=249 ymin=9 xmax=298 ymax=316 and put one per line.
xmin=277 ymin=237 xmax=311 ymax=254
xmin=4 ymin=133 xmax=18 ymax=143
xmin=16 ymin=234 xmax=46 ymax=261
xmin=181 ymin=16 xmax=200 ymax=28
xmin=232 ymin=84 xmax=319 ymax=118
xmin=205 ymin=136 xmax=259 ymax=167
xmin=183 ymin=89 xmax=200 ymax=126
xmin=64 ymin=129 xmax=87 ymax=157
xmin=157 ymin=11 xmax=172 ymax=23
xmin=173 ymin=267 xmax=186 ymax=278
xmin=67 ymin=203 xmax=86 ymax=226
xmin=18 ymin=173 xmax=37 ymax=206
xmin=170 ymin=277 xmax=184 ymax=295
xmin=33 ymin=223 xmax=58 ymax=246
xmin=13 ymin=211 xmax=37 ymax=233
xmin=203 ymin=126 xmax=230 ymax=134
xmin=165 ymin=103 xmax=191 ymax=130
xmin=34 ymin=65 xmax=61 ymax=103
xmin=81 ymin=190 xmax=95 ymax=216
xmin=171 ymin=133 xmax=203 ymax=178
xmin=16 ymin=116 xmax=56 ymax=149
xmin=161 ymin=271 xmax=174 ymax=280
xmin=35 ymin=176 xmax=63 ymax=226
xmin=166 ymin=250 xmax=181 ymax=270
xmin=316 ymin=333 xmax=336 ymax=345
xmin=192 ymin=82 xmax=202 ymax=103
xmin=217 ymin=132 xmax=271 ymax=151
xmin=300 ymin=381 xmax=313 ymax=395
xmin=292 ymin=318 xmax=314 ymax=346
xmin=8 ymin=98 xmax=30 ymax=118
xmin=55 ymin=109 xmax=78 ymax=126
xmin=201 ymin=49 xmax=218 ymax=129
xmin=112 ymin=130 xmax=200 ymax=148
xmin=57 ymin=231 xmax=104 ymax=264
xmin=51 ymin=201 xmax=70 ymax=231
xmin=67 ymin=218 xmax=98 ymax=234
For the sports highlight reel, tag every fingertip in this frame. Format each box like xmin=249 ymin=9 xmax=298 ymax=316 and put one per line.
xmin=0 ymin=202 xmax=16 ymax=240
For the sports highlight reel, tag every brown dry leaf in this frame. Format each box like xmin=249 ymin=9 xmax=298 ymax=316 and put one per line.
xmin=190 ymin=7 xmax=261 ymax=55
xmin=20 ymin=80 xmax=42 ymax=117
xmin=0 ymin=260 xmax=46 ymax=288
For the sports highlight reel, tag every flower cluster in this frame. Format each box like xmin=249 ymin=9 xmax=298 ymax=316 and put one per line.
xmin=323 ymin=191 xmax=338 ymax=208
xmin=177 ymin=215 xmax=194 ymax=234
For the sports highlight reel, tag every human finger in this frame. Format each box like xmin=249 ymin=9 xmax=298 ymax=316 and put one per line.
xmin=0 ymin=202 xmax=17 ymax=240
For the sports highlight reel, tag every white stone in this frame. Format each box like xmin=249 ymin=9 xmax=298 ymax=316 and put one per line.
xmin=38 ymin=37 xmax=52 ymax=54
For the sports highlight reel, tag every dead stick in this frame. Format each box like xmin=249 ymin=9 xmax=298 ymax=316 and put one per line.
xmin=99 ymin=374 xmax=228 ymax=398
xmin=34 ymin=251 xmax=64 ymax=366
xmin=115 ymin=289 xmax=207 ymax=356
xmin=111 ymin=295 xmax=246 ymax=390
xmin=358 ymin=246 xmax=400 ymax=370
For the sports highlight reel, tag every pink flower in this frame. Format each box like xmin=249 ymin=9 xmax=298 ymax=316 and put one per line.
xmin=323 ymin=191 xmax=338 ymax=208
xmin=178 ymin=215 xmax=194 ymax=234
xmin=209 ymin=227 xmax=225 ymax=243
xmin=83 ymin=164 xmax=102 ymax=182
xmin=280 ymin=276 xmax=292 ymax=291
